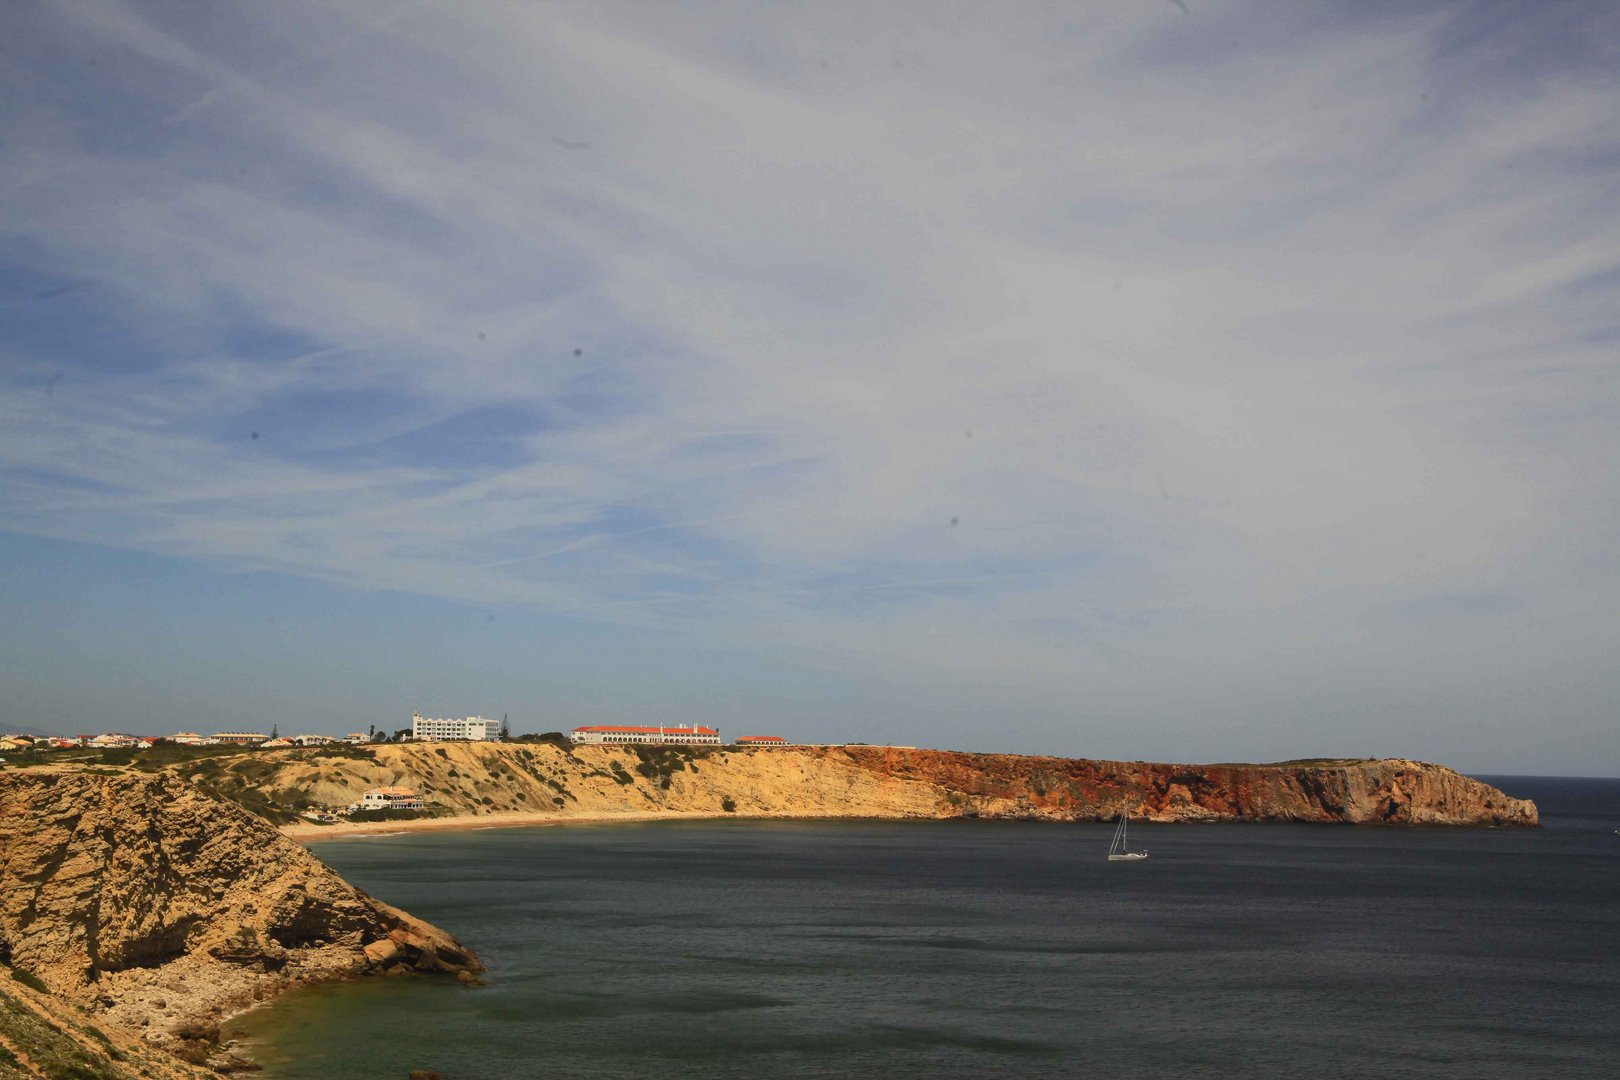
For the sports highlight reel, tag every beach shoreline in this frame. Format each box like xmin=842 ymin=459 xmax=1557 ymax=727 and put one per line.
xmin=280 ymin=808 xmax=783 ymax=842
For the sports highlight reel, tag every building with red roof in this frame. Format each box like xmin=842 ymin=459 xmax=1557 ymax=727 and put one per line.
xmin=570 ymin=725 xmax=721 ymax=747
xmin=736 ymin=735 xmax=788 ymax=746
xmin=359 ymin=786 xmax=423 ymax=810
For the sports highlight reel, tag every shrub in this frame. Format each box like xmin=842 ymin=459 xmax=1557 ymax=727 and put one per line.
xmin=9 ymin=966 xmax=49 ymax=994
xmin=721 ymin=797 xmax=737 ymax=813
xmin=629 ymin=746 xmax=687 ymax=782
xmin=302 ymin=745 xmax=377 ymax=762
xmin=512 ymin=732 xmax=573 ymax=752
xmin=348 ymin=808 xmax=435 ymax=822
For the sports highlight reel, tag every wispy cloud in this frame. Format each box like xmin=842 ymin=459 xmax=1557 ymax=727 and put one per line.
xmin=2 ymin=0 xmax=1618 ymax=759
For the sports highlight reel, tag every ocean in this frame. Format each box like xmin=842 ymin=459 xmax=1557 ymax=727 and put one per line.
xmin=237 ymin=776 xmax=1620 ymax=1079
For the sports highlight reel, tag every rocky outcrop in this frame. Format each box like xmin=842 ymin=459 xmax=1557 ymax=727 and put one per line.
xmin=832 ymin=749 xmax=1539 ymax=826
xmin=0 ymin=770 xmax=480 ymax=1068
xmin=184 ymin=742 xmax=1536 ymax=829
xmin=1 ymin=970 xmax=217 ymax=1080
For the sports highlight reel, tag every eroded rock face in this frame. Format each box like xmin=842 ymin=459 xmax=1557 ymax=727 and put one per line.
xmin=204 ymin=741 xmax=1536 ymax=830
xmin=0 ymin=770 xmax=480 ymax=1062
xmin=833 ymin=749 xmax=1540 ymax=826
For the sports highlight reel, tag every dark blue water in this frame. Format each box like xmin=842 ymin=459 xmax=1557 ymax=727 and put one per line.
xmin=239 ymin=776 xmax=1620 ymax=1079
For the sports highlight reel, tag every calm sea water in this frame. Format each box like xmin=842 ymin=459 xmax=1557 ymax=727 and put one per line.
xmin=238 ymin=776 xmax=1620 ymax=1079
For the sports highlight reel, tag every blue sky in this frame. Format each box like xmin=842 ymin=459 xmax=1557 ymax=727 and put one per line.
xmin=2 ymin=1 xmax=1617 ymax=774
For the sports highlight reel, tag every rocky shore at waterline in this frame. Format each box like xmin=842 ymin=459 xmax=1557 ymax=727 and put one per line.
xmin=0 ymin=770 xmax=480 ymax=1075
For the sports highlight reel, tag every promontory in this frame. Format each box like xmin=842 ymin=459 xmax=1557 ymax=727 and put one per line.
xmin=0 ymin=769 xmax=481 ymax=1077
xmin=0 ymin=745 xmax=1535 ymax=1076
xmin=174 ymin=741 xmax=1540 ymax=831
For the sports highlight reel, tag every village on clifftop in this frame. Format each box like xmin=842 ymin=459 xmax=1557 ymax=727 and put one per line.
xmin=0 ymin=713 xmax=795 ymax=823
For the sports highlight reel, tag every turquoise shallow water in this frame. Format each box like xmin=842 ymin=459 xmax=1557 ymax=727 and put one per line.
xmin=237 ymin=776 xmax=1620 ymax=1079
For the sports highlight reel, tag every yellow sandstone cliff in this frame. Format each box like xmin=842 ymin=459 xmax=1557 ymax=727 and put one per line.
xmin=173 ymin=742 xmax=1538 ymax=829
xmin=0 ymin=770 xmax=481 ymax=1074
xmin=0 ymin=745 xmax=1536 ymax=1076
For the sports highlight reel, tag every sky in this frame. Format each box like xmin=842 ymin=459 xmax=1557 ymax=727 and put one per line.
xmin=1 ymin=1 xmax=1617 ymax=775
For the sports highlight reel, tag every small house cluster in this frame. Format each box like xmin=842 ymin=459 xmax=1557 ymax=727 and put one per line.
xmin=349 ymin=786 xmax=424 ymax=813
xmin=3 ymin=714 xmax=798 ymax=764
xmin=0 ymin=731 xmax=376 ymax=754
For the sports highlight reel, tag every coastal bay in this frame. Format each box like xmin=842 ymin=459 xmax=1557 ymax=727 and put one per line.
xmin=241 ymin=776 xmax=1619 ymax=1079
xmin=0 ymin=750 xmax=1550 ymax=1076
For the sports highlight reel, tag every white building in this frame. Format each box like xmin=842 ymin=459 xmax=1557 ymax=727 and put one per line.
xmin=213 ymin=732 xmax=270 ymax=745
xmin=569 ymin=725 xmax=722 ymax=746
xmin=359 ymin=786 xmax=423 ymax=810
xmin=411 ymin=713 xmax=498 ymax=741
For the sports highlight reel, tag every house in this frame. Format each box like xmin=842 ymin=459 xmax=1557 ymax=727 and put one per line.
xmin=736 ymin=735 xmax=789 ymax=746
xmin=212 ymin=732 xmax=270 ymax=745
xmin=359 ymin=787 xmax=423 ymax=811
xmin=286 ymin=734 xmax=336 ymax=746
xmin=87 ymin=733 xmax=139 ymax=748
xmin=343 ymin=732 xmax=369 ymax=744
xmin=169 ymin=732 xmax=217 ymax=745
xmin=260 ymin=737 xmax=295 ymax=748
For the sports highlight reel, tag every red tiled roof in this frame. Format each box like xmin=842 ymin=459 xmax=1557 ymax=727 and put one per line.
xmin=572 ymin=725 xmax=719 ymax=735
xmin=737 ymin=736 xmax=787 ymax=743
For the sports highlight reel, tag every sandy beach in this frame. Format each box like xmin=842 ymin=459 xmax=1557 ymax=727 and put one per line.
xmin=279 ymin=808 xmax=755 ymax=842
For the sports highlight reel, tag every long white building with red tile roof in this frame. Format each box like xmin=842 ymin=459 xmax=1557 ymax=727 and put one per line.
xmin=569 ymin=725 xmax=721 ymax=746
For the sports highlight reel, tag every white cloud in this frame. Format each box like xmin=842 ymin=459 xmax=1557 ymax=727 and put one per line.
xmin=2 ymin=0 xmax=1617 ymax=764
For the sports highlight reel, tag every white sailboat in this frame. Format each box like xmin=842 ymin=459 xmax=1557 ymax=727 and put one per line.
xmin=1107 ymin=801 xmax=1148 ymax=861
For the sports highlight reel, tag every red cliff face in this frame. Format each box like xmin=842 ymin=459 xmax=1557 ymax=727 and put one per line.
xmin=832 ymin=749 xmax=1539 ymax=827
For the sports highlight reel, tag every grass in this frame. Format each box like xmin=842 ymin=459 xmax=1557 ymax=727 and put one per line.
xmin=6 ymin=969 xmax=47 ymax=996
xmin=0 ymin=979 xmax=125 ymax=1080
xmin=1201 ymin=758 xmax=1377 ymax=769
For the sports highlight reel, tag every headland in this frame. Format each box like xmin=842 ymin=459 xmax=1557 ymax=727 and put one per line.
xmin=0 ymin=745 xmax=1536 ymax=1076
xmin=185 ymin=742 xmax=1540 ymax=838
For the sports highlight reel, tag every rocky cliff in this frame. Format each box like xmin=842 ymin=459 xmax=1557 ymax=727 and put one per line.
xmin=831 ymin=748 xmax=1539 ymax=826
xmin=177 ymin=742 xmax=1538 ymax=829
xmin=1 ymin=971 xmax=215 ymax=1080
xmin=0 ymin=770 xmax=481 ymax=1071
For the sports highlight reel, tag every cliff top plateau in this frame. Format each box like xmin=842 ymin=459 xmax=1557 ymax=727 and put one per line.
xmin=150 ymin=742 xmax=1539 ymax=830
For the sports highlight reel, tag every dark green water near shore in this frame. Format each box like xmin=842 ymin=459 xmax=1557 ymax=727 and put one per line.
xmin=238 ymin=776 xmax=1620 ymax=1079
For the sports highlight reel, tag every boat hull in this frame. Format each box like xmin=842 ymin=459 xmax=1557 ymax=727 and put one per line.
xmin=1107 ymin=852 xmax=1148 ymax=861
